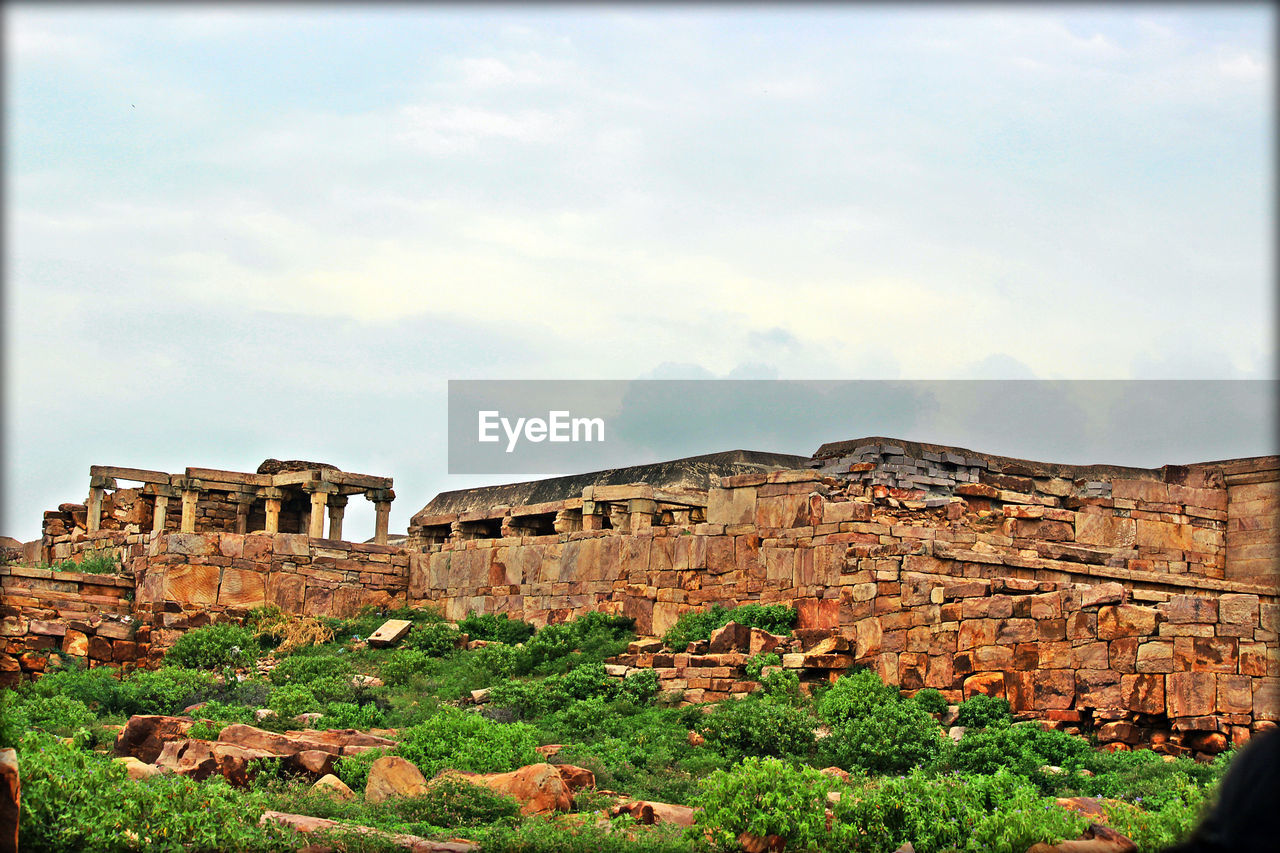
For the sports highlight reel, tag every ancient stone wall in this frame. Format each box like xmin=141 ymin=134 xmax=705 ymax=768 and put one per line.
xmin=407 ymin=468 xmax=1278 ymax=750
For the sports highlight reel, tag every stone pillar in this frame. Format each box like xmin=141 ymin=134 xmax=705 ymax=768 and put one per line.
xmin=628 ymin=498 xmax=657 ymax=534
xmin=327 ymin=494 xmax=349 ymax=541
xmin=179 ymin=479 xmax=202 ymax=534
xmin=150 ymin=485 xmax=177 ymax=533
xmin=367 ymin=488 xmax=395 ymax=545
xmin=306 ymin=483 xmax=338 ymax=539
xmin=260 ymin=487 xmax=285 ymax=535
xmin=581 ymin=497 xmax=604 ymax=531
xmin=86 ymin=475 xmax=114 ymax=534
xmin=234 ymin=492 xmax=255 ymax=535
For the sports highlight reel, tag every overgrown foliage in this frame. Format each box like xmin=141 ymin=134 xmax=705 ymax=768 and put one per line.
xmin=662 ymin=603 xmax=796 ymax=651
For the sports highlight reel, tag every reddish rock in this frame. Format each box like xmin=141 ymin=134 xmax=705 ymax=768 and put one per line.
xmin=708 ymin=621 xmax=751 ymax=654
xmin=368 ymin=619 xmax=414 ymax=648
xmin=610 ymin=799 xmax=699 ymax=827
xmin=1 ymin=748 xmax=17 ymax=853
xmin=1097 ymin=605 xmax=1160 ymax=640
xmin=1096 ymin=722 xmax=1141 ymax=746
xmin=155 ymin=739 xmax=219 ymax=781
xmin=737 ymin=831 xmax=787 ymax=853
xmin=313 ymin=773 xmax=355 ymax=800
xmin=1185 ymin=731 xmax=1229 ymax=754
xmin=115 ymin=715 xmax=196 ymax=764
xmin=217 ymin=725 xmax=394 ymax=757
xmin=259 ymin=811 xmax=477 ymax=852
xmin=366 ymin=756 xmax=428 ymax=804
xmin=1167 ymin=672 xmax=1217 ymax=718
xmin=446 ymin=763 xmax=573 ymax=815
xmin=687 ymin=730 xmax=705 ymax=747
xmin=553 ymin=764 xmax=595 ymax=793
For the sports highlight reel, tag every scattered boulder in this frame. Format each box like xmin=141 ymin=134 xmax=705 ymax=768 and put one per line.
xmin=115 ymin=715 xmax=196 ymax=764
xmin=155 ymin=739 xmax=219 ymax=782
xmin=948 ymin=726 xmax=966 ymax=743
xmin=553 ymin=764 xmax=596 ymax=793
xmin=294 ymin=713 xmax=324 ymax=727
xmin=443 ymin=764 xmax=572 ymax=815
xmin=737 ymin=831 xmax=786 ymax=853
xmin=216 ymin=725 xmax=394 ymax=757
xmin=259 ymin=810 xmax=477 ymax=852
xmin=366 ymin=756 xmax=428 ymax=804
xmin=609 ymin=800 xmax=698 ymax=827
xmin=114 ymin=756 xmax=162 ymax=780
xmin=367 ymin=619 xmax=414 ymax=648
xmin=687 ymin=730 xmax=705 ymax=747
xmin=283 ymin=750 xmax=337 ymax=778
xmin=470 ymin=688 xmax=492 ymax=704
xmin=534 ymin=744 xmax=563 ymax=759
xmin=708 ymin=621 xmax=751 ymax=654
xmin=1 ymin=747 xmax=18 ymax=853
xmin=1054 ymin=798 xmax=1112 ymax=824
xmin=819 ymin=766 xmax=850 ymax=783
xmin=1026 ymin=824 xmax=1137 ymax=853
xmin=748 ymin=628 xmax=787 ymax=656
xmin=312 ymin=774 xmax=355 ymax=801
xmin=352 ymin=674 xmax=384 ymax=689
xmin=254 ymin=709 xmax=277 ymax=723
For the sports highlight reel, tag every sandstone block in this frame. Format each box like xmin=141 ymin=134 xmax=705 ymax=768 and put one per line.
xmin=1191 ymin=637 xmax=1238 ymax=673
xmin=1135 ymin=641 xmax=1175 ymax=674
xmin=366 ymin=756 xmax=427 ymax=803
xmin=162 ymin=563 xmax=220 ymax=606
xmin=1034 ymin=670 xmax=1075 ymax=710
xmin=1219 ymin=594 xmax=1260 ymax=627
xmin=963 ymin=672 xmax=1005 ymax=699
xmin=1163 ymin=595 xmax=1217 ymax=624
xmin=1121 ymin=674 xmax=1165 ymax=714
xmin=1097 ymin=605 xmax=1160 ymax=640
xmin=1080 ymin=583 xmax=1125 ymax=609
xmin=367 ymin=619 xmax=413 ymax=648
xmin=1167 ymin=672 xmax=1217 ymax=718
xmin=1 ymin=747 xmax=17 ymax=853
xmin=217 ymin=567 xmax=266 ymax=610
xmin=1217 ymin=675 xmax=1252 ymax=714
xmin=312 ymin=773 xmax=355 ymax=800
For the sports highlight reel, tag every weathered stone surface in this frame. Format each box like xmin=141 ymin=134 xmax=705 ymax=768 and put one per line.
xmin=161 ymin=563 xmax=220 ymax=606
xmin=217 ymin=567 xmax=266 ymax=610
xmin=259 ymin=810 xmax=478 ymax=852
xmin=445 ymin=763 xmax=573 ymax=815
xmin=708 ymin=621 xmax=750 ymax=654
xmin=610 ymin=799 xmax=698 ymax=826
xmin=1080 ymin=583 xmax=1126 ymax=609
xmin=0 ymin=748 xmax=17 ymax=853
xmin=217 ymin=725 xmax=395 ymax=757
xmin=1120 ymin=674 xmax=1165 ymax=715
xmin=1167 ymin=672 xmax=1217 ymax=718
xmin=553 ymin=764 xmax=596 ymax=792
xmin=313 ymin=773 xmax=356 ymax=800
xmin=1097 ymin=605 xmax=1160 ymax=640
xmin=366 ymin=756 xmax=428 ymax=804
xmin=368 ymin=619 xmax=414 ymax=648
xmin=114 ymin=755 xmax=163 ymax=780
xmin=115 ymin=715 xmax=196 ymax=764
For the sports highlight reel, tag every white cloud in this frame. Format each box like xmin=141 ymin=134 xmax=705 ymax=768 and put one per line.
xmin=393 ymin=104 xmax=572 ymax=151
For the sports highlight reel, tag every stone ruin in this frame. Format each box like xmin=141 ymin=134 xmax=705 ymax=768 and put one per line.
xmin=2 ymin=440 xmax=1277 ymax=759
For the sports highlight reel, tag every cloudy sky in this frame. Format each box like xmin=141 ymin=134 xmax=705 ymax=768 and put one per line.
xmin=4 ymin=4 xmax=1273 ymax=542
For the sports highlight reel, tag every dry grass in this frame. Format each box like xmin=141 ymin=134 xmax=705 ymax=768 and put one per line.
xmin=252 ymin=607 xmax=334 ymax=654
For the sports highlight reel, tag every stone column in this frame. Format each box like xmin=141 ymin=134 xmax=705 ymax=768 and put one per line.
xmin=151 ymin=485 xmax=177 ymax=533
xmin=179 ymin=479 xmax=202 ymax=534
xmin=306 ymin=483 xmax=338 ymax=539
xmin=260 ymin=487 xmax=285 ymax=535
xmin=327 ymin=494 xmax=349 ymax=542
xmin=628 ymin=498 xmax=657 ymax=534
xmin=367 ymin=488 xmax=395 ymax=545
xmin=234 ymin=492 xmax=255 ymax=535
xmin=86 ymin=475 xmax=115 ymax=534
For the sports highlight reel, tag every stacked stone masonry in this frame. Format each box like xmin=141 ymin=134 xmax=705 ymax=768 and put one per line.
xmin=2 ymin=443 xmax=1276 ymax=756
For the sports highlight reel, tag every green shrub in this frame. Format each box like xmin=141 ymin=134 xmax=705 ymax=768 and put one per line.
xmin=814 ymin=669 xmax=899 ymax=724
xmin=335 ymin=747 xmax=389 ymax=793
xmin=0 ymin=690 xmax=23 ymax=747
xmin=744 ymin=652 xmax=782 ymax=680
xmin=166 ymin=623 xmax=257 ymax=669
xmin=10 ymin=694 xmax=98 ymax=736
xmin=695 ymin=756 xmax=841 ymax=850
xmin=17 ymin=731 xmax=299 ymax=852
xmin=662 ymin=604 xmax=796 ymax=651
xmin=319 ymin=701 xmax=386 ymax=730
xmin=523 ymin=612 xmax=635 ymax=675
xmin=269 ymin=683 xmax=323 ymax=719
xmin=458 ymin=612 xmax=536 ymax=645
xmin=50 ymin=552 xmax=121 ymax=575
xmin=620 ymin=668 xmax=660 ymax=704
xmin=947 ymin=721 xmax=1090 ymax=779
xmin=268 ymin=652 xmax=353 ymax=685
xmin=759 ymin=668 xmax=803 ymax=704
xmin=478 ymin=815 xmax=693 ymax=853
xmin=697 ymin=696 xmax=816 ymax=762
xmin=405 ymin=622 xmax=461 ymax=656
xmin=472 ymin=643 xmax=533 ymax=679
xmin=22 ymin=662 xmax=124 ymax=713
xmin=830 ymin=769 xmax=1088 ymax=853
xmin=956 ymin=694 xmax=1012 ymax=729
xmin=818 ymin=700 xmax=943 ymax=774
xmin=118 ymin=666 xmax=216 ymax=716
xmin=379 ymin=649 xmax=435 ymax=686
xmin=395 ymin=707 xmax=540 ymax=777
xmin=908 ymin=688 xmax=948 ymax=715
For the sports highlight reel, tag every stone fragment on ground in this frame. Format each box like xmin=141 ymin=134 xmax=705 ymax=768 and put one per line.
xmin=366 ymin=756 xmax=428 ymax=804
xmin=114 ymin=756 xmax=162 ymax=780
xmin=1 ymin=747 xmax=18 ymax=853
xmin=552 ymin=764 xmax=595 ymax=792
xmin=312 ymin=774 xmax=355 ymax=800
xmin=367 ymin=619 xmax=413 ymax=648
xmin=114 ymin=714 xmax=196 ymax=764
xmin=608 ymin=799 xmax=698 ymax=827
xmin=438 ymin=763 xmax=573 ymax=815
xmin=259 ymin=810 xmax=477 ymax=852
xmin=1025 ymin=823 xmax=1137 ymax=853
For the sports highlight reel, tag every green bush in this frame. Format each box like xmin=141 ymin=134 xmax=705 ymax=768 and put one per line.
xmin=49 ymin=552 xmax=121 ymax=575
xmin=662 ymin=604 xmax=796 ymax=651
xmin=744 ymin=652 xmax=782 ymax=681
xmin=478 ymin=815 xmax=693 ymax=853
xmin=0 ymin=690 xmax=23 ymax=747
xmin=694 ymin=756 xmax=841 ymax=850
xmin=818 ymin=700 xmax=943 ymax=774
xmin=472 ymin=643 xmax=534 ymax=679
xmin=268 ymin=652 xmax=353 ymax=685
xmin=335 ymin=747 xmax=389 ymax=793
xmin=458 ymin=612 xmax=536 ymax=645
xmin=21 ymin=662 xmax=124 ymax=713
xmin=9 ymin=694 xmax=98 ymax=736
xmin=379 ymin=649 xmax=435 ymax=686
xmin=697 ymin=696 xmax=816 ymax=762
xmin=946 ymin=721 xmax=1090 ymax=779
xmin=118 ymin=666 xmax=216 ymax=716
xmin=956 ymin=694 xmax=1012 ymax=729
xmin=619 ymin=668 xmax=660 ymax=704
xmin=814 ymin=669 xmax=899 ymax=724
xmin=908 ymin=688 xmax=948 ymax=716
xmin=319 ymin=701 xmax=386 ymax=730
xmin=268 ymin=683 xmax=323 ymax=719
xmin=16 ymin=731 xmax=299 ymax=852
xmin=523 ymin=612 xmax=635 ymax=675
xmin=395 ymin=707 xmax=540 ymax=777
xmin=405 ymin=622 xmax=461 ymax=656
xmin=166 ymin=623 xmax=257 ymax=669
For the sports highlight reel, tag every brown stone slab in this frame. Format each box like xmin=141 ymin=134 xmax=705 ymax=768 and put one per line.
xmin=367 ymin=619 xmax=413 ymax=648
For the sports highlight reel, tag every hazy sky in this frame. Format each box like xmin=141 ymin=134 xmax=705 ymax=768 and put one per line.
xmin=4 ymin=4 xmax=1273 ymax=542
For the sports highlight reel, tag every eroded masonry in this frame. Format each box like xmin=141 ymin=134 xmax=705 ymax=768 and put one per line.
xmin=2 ymin=440 xmax=1277 ymax=758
